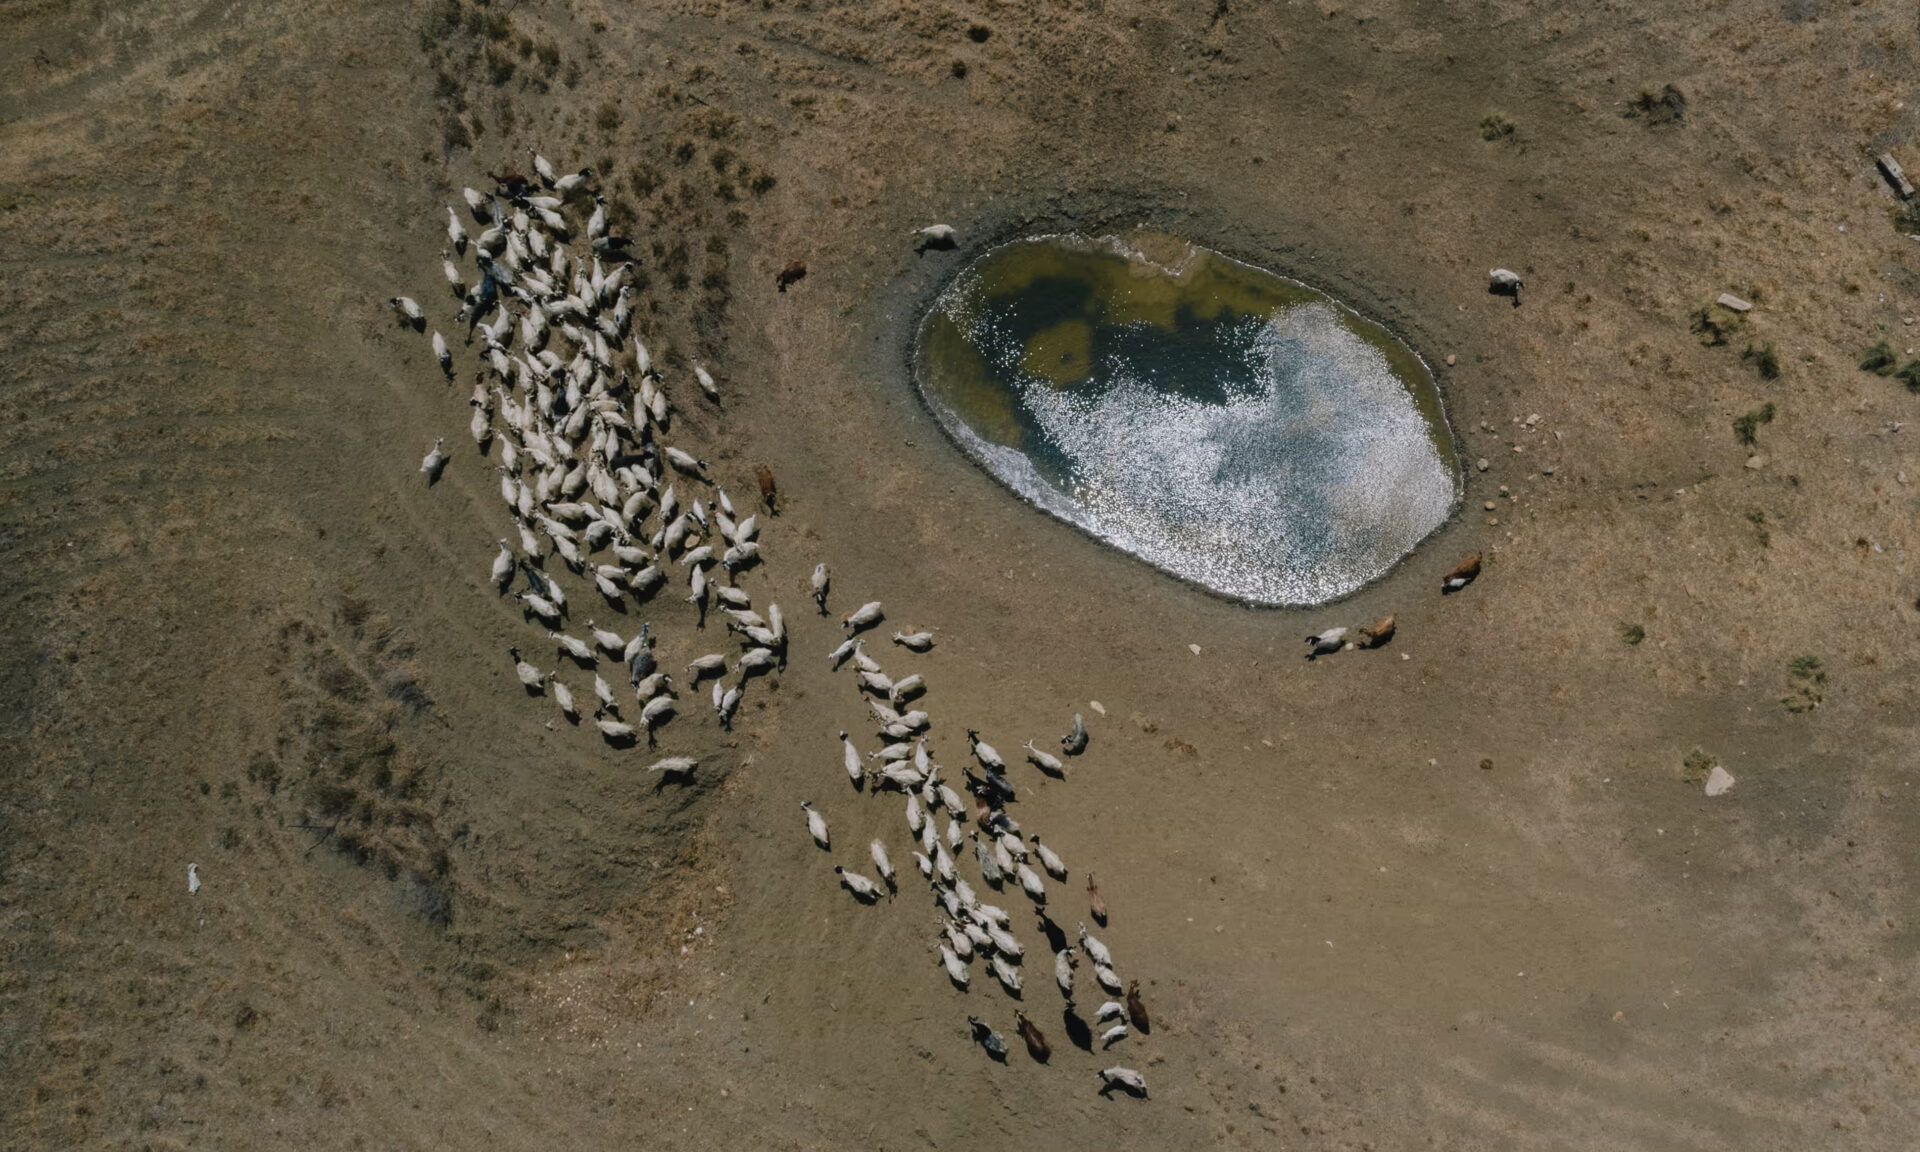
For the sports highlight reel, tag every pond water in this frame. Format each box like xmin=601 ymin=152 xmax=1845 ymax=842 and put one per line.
xmin=913 ymin=232 xmax=1459 ymax=607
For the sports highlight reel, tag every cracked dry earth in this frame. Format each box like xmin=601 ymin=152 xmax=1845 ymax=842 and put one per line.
xmin=5 ymin=0 xmax=1920 ymax=1148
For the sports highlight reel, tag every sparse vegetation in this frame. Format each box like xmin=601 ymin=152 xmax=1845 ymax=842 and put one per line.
xmin=425 ymin=0 xmax=461 ymax=39
xmin=1682 ymin=747 xmax=1718 ymax=785
xmin=628 ymin=162 xmax=662 ymax=199
xmin=281 ymin=624 xmax=454 ymax=913
xmin=1480 ymin=112 xmax=1514 ymax=141
xmin=1619 ymin=623 xmax=1646 ymax=645
xmin=1895 ymin=202 xmax=1920 ymax=236
xmin=1690 ymin=301 xmax=1742 ymax=346
xmin=1625 ymin=84 xmax=1687 ymax=125
xmin=1732 ymin=402 xmax=1775 ymax=446
xmin=441 ymin=114 xmax=471 ymax=152
xmin=1742 ymin=341 xmax=1781 ymax=379
xmin=951 ymin=59 xmax=969 ymax=78
xmin=1894 ymin=360 xmax=1920 ymax=393
xmin=484 ymin=46 xmax=515 ymax=86
xmin=1859 ymin=341 xmax=1898 ymax=374
xmin=1782 ymin=655 xmax=1825 ymax=712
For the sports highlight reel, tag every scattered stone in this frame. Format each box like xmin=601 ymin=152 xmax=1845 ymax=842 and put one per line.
xmin=1089 ymin=700 xmax=1106 ymax=716
xmin=1704 ymin=765 xmax=1736 ymax=797
xmin=1878 ymin=153 xmax=1915 ymax=200
xmin=1445 ymin=354 xmax=1457 ymax=366
xmin=1541 ymin=464 xmax=1556 ymax=476
xmin=1716 ymin=293 xmax=1753 ymax=313
xmin=1187 ymin=643 xmax=1201 ymax=656
xmin=1479 ymin=758 xmax=1493 ymax=771
xmin=1476 ymin=457 xmax=1490 ymax=472
xmin=1483 ymin=501 xmax=1496 ymax=511
xmin=1745 ymin=455 xmax=1766 ymax=470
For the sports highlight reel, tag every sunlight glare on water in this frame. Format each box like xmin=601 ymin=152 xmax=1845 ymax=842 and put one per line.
xmin=914 ymin=233 xmax=1459 ymax=606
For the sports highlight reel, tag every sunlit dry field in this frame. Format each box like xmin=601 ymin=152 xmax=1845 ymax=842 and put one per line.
xmin=5 ymin=1 xmax=1920 ymax=1147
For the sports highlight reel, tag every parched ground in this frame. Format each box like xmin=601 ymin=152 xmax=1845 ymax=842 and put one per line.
xmin=4 ymin=0 xmax=1919 ymax=1148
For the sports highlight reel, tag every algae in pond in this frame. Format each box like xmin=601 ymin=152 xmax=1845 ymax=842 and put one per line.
xmin=914 ymin=233 xmax=1459 ymax=606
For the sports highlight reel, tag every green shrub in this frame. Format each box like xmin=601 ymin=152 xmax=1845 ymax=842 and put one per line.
xmin=1860 ymin=341 xmax=1897 ymax=374
xmin=1732 ymin=402 xmax=1775 ymax=446
xmin=1742 ymin=341 xmax=1781 ymax=379
xmin=1783 ymin=655 xmax=1825 ymax=712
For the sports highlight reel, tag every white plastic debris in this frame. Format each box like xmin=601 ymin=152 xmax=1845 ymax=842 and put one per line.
xmin=187 ymin=863 xmax=201 ymax=894
xmin=1089 ymin=700 xmax=1107 ymax=716
xmin=1716 ymin=293 xmax=1753 ymax=313
xmin=1704 ymin=766 xmax=1736 ymax=797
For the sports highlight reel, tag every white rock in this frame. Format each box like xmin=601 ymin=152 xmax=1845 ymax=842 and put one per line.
xmin=1187 ymin=644 xmax=1201 ymax=656
xmin=1704 ymin=765 xmax=1736 ymax=797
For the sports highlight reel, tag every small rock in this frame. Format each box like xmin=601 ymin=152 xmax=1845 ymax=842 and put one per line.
xmin=1541 ymin=464 xmax=1556 ymax=476
xmin=1187 ymin=643 xmax=1202 ymax=656
xmin=1483 ymin=501 xmax=1496 ymax=511
xmin=1704 ymin=765 xmax=1736 ymax=797
xmin=1445 ymin=354 xmax=1457 ymax=366
xmin=1877 ymin=153 xmax=1915 ymax=199
xmin=187 ymin=863 xmax=201 ymax=894
xmin=1476 ymin=457 xmax=1490 ymax=472
xmin=1089 ymin=700 xmax=1106 ymax=715
xmin=1745 ymin=455 xmax=1766 ymax=470
xmin=1715 ymin=292 xmax=1753 ymax=313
